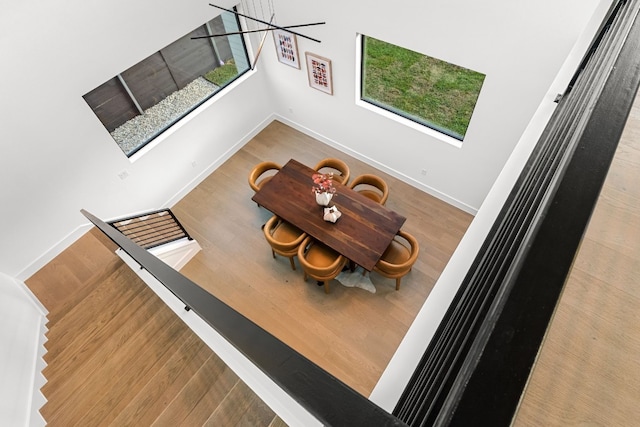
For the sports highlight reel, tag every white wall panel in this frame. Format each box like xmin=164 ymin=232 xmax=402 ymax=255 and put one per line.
xmin=0 ymin=0 xmax=606 ymax=280
xmin=0 ymin=0 xmax=273 ymax=278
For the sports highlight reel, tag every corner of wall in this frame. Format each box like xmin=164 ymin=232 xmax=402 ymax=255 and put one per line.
xmin=273 ymin=114 xmax=479 ymax=215
xmin=17 ymin=223 xmax=93 ymax=282
xmin=164 ymin=113 xmax=277 ymax=208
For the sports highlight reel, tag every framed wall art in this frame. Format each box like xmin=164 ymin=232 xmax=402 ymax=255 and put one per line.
xmin=273 ymin=29 xmax=300 ymax=69
xmin=305 ymin=52 xmax=333 ymax=95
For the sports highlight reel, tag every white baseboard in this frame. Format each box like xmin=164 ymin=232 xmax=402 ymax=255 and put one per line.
xmin=273 ymin=114 xmax=478 ymax=215
xmin=0 ymin=273 xmax=48 ymax=426
xmin=164 ymin=114 xmax=276 ymax=209
xmin=17 ymin=223 xmax=93 ymax=282
xmin=20 ymin=112 xmax=474 ymax=284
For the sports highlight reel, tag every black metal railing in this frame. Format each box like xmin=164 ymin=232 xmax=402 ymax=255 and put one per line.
xmin=82 ymin=208 xmax=405 ymax=427
xmin=108 ymin=209 xmax=193 ymax=250
xmin=394 ymin=1 xmax=640 ymax=425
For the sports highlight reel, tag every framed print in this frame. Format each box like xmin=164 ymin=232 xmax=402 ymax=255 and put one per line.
xmin=305 ymin=52 xmax=333 ymax=95
xmin=273 ymin=29 xmax=300 ymax=69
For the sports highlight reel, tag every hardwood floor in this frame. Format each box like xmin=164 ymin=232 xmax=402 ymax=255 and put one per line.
xmin=29 ymin=230 xmax=280 ymax=426
xmin=175 ymin=121 xmax=473 ymax=394
xmin=27 ymin=109 xmax=640 ymax=425
xmin=513 ymin=90 xmax=640 ymax=423
xmin=26 ymin=120 xmax=472 ymax=425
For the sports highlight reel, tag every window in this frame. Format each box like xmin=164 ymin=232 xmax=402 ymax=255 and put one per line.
xmin=360 ymin=36 xmax=485 ymax=141
xmin=83 ymin=9 xmax=250 ymax=157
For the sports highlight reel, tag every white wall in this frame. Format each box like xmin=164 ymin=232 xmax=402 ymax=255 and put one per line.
xmin=0 ymin=0 xmax=603 ymax=279
xmin=263 ymin=0 xmax=601 ymax=211
xmin=370 ymin=0 xmax=615 ymax=409
xmin=0 ymin=272 xmax=48 ymax=425
xmin=0 ymin=0 xmax=274 ymax=279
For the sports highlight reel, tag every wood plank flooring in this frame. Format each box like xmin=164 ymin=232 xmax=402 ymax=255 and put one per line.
xmin=513 ymin=88 xmax=640 ymax=423
xmin=26 ymin=120 xmax=472 ymax=425
xmin=28 ymin=109 xmax=639 ymax=425
xmin=30 ymin=230 xmax=280 ymax=426
xmin=172 ymin=120 xmax=473 ymax=395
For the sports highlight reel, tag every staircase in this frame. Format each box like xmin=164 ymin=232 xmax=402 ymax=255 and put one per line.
xmin=29 ymin=229 xmax=285 ymax=425
xmin=0 ymin=272 xmax=48 ymax=426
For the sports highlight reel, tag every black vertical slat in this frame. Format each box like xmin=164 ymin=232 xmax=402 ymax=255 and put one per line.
xmin=394 ymin=1 xmax=640 ymax=425
xmin=108 ymin=209 xmax=192 ymax=249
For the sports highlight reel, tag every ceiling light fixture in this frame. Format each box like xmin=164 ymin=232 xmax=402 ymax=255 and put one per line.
xmin=192 ymin=3 xmax=325 ymax=69
xmin=193 ymin=3 xmax=325 ymax=43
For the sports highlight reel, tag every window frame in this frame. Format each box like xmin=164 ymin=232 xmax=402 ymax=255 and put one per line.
xmin=84 ymin=8 xmax=253 ymax=159
xmin=128 ymin=69 xmax=255 ymax=162
xmin=356 ymin=34 xmax=484 ymax=148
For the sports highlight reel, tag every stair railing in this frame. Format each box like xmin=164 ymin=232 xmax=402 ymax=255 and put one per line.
xmin=108 ymin=209 xmax=193 ymax=250
xmin=82 ymin=208 xmax=405 ymax=427
xmin=81 ymin=2 xmax=640 ymax=423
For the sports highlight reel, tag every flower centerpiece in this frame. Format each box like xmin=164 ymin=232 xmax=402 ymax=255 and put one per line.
xmin=312 ymin=172 xmax=336 ymax=206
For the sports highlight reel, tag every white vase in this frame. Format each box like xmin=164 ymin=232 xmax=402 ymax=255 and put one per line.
xmin=315 ymin=192 xmax=333 ymax=206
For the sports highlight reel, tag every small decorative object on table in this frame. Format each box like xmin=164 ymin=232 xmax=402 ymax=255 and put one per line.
xmin=312 ymin=172 xmax=336 ymax=206
xmin=323 ymin=206 xmax=342 ymax=223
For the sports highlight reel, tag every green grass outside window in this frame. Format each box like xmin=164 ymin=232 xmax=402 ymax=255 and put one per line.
xmin=362 ymin=36 xmax=485 ymax=140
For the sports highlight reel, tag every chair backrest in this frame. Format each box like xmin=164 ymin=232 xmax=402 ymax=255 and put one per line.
xmin=349 ymin=174 xmax=389 ymax=205
xmin=314 ymin=158 xmax=350 ymax=185
xmin=248 ymin=161 xmax=281 ymax=192
xmin=263 ymin=216 xmax=306 ymax=254
xmin=375 ymin=230 xmax=420 ymax=275
xmin=297 ymin=236 xmax=345 ymax=276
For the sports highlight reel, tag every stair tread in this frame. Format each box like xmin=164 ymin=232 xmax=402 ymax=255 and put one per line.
xmin=110 ymin=330 xmax=212 ymax=425
xmin=26 ymin=230 xmax=119 ymax=317
xmin=41 ymin=287 xmax=176 ymax=423
xmin=41 ymin=270 xmax=155 ymax=382
xmin=74 ymin=316 xmax=191 ymax=426
xmin=154 ymin=353 xmax=239 ymax=425
xmin=44 ymin=262 xmax=144 ymax=360
xmin=35 ymin=225 xmax=279 ymax=425
xmin=204 ymin=380 xmax=279 ymax=426
xmin=44 ymin=259 xmax=123 ymax=328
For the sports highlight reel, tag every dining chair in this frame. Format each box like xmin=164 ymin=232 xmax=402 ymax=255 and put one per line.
xmin=314 ymin=158 xmax=351 ymax=185
xmin=297 ymin=236 xmax=347 ymax=294
xmin=349 ymin=174 xmax=389 ymax=205
xmin=249 ymin=161 xmax=281 ymax=207
xmin=263 ymin=216 xmax=307 ymax=270
xmin=248 ymin=161 xmax=281 ymax=193
xmin=372 ymin=230 xmax=419 ymax=290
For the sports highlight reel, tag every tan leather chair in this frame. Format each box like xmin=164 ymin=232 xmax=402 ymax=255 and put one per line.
xmin=372 ymin=230 xmax=419 ymax=290
xmin=248 ymin=161 xmax=281 ymax=193
xmin=263 ymin=216 xmax=306 ymax=270
xmin=349 ymin=174 xmax=389 ymax=205
xmin=297 ymin=236 xmax=347 ymax=294
xmin=314 ymin=158 xmax=350 ymax=185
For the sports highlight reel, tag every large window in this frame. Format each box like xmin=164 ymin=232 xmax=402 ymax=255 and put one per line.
xmin=361 ymin=36 xmax=485 ymax=141
xmin=83 ymin=10 xmax=250 ymax=157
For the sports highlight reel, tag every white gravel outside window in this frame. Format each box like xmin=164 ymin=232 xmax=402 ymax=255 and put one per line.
xmin=111 ymin=77 xmax=219 ymax=155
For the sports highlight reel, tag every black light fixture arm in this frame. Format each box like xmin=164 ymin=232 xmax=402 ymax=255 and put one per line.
xmin=191 ymin=21 xmax=325 ymax=40
xmin=208 ymin=3 xmax=323 ymax=43
xmin=250 ymin=13 xmax=274 ymax=69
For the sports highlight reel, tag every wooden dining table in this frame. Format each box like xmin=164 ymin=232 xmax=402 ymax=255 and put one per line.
xmin=252 ymin=159 xmax=406 ymax=271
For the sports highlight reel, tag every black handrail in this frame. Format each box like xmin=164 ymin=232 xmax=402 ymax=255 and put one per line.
xmin=393 ymin=1 xmax=640 ymax=425
xmin=79 ymin=3 xmax=640 ymax=424
xmin=81 ymin=208 xmax=406 ymax=427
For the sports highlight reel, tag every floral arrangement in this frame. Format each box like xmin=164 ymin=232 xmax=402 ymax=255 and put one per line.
xmin=312 ymin=172 xmax=336 ymax=194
